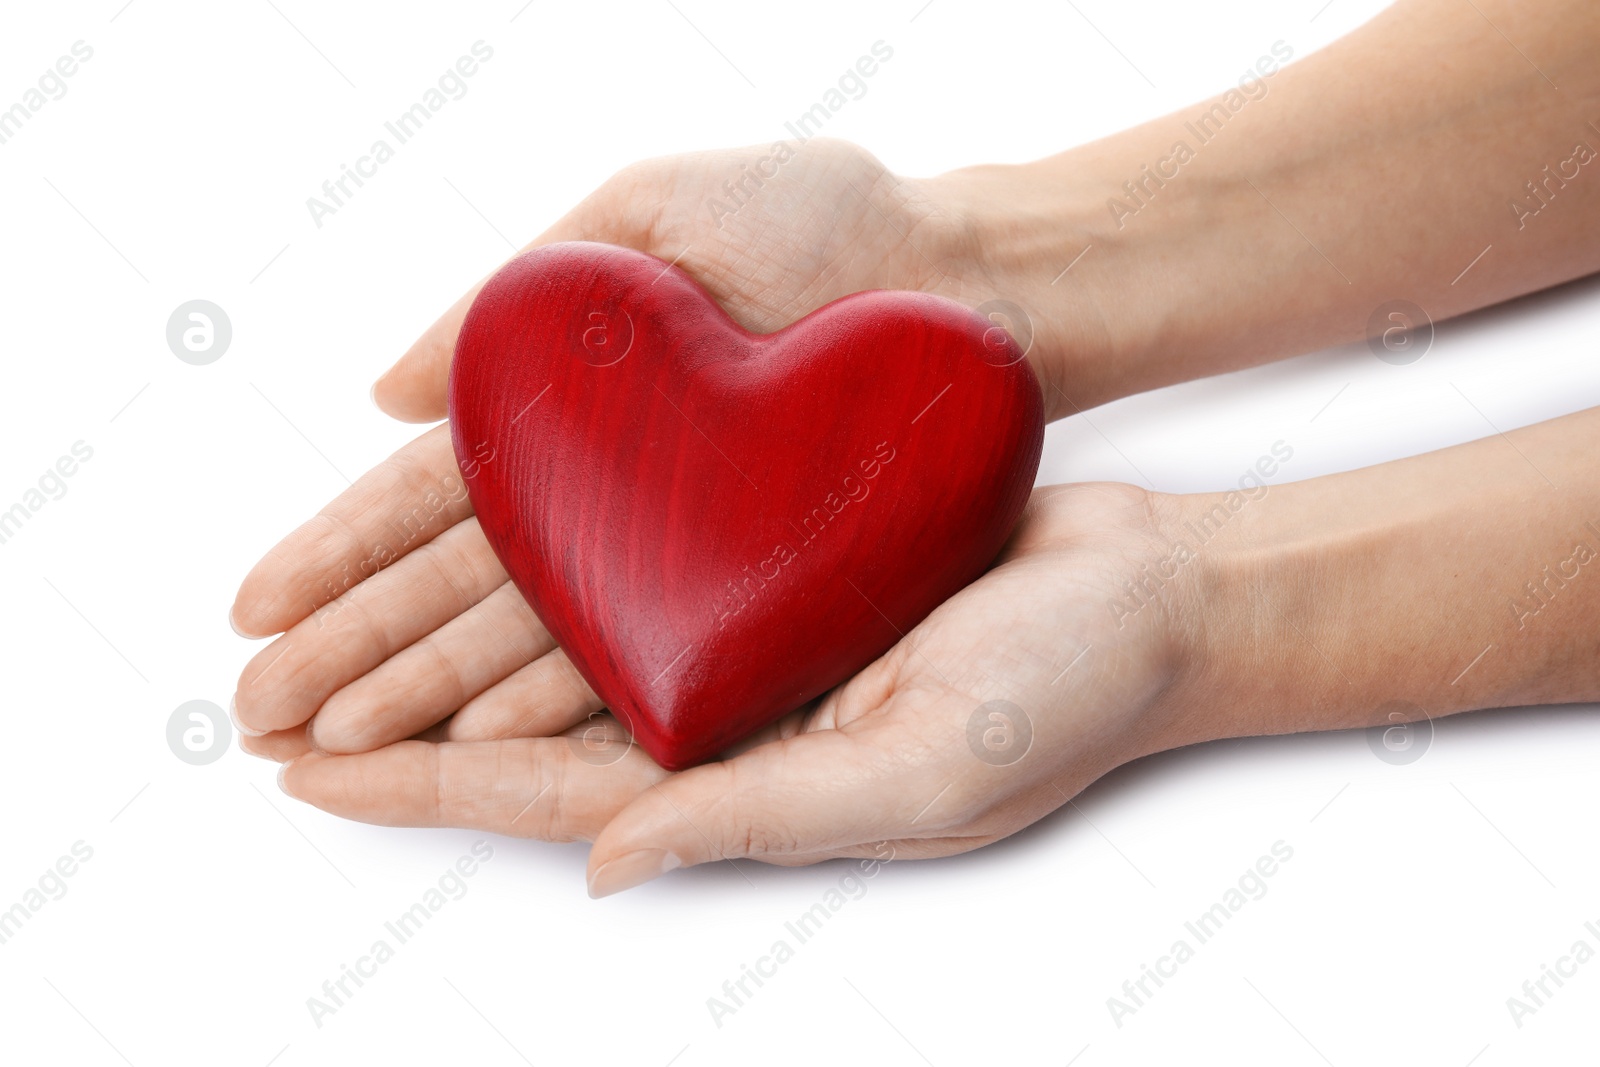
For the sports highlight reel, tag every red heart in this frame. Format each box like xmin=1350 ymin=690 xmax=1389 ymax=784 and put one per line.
xmin=449 ymin=242 xmax=1043 ymax=770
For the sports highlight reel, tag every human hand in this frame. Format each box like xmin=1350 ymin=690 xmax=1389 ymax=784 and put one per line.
xmin=367 ymin=138 xmax=1093 ymax=424
xmin=266 ymin=483 xmax=1195 ymax=896
xmin=228 ymin=139 xmax=1091 ymax=755
xmin=247 ymin=404 xmax=1600 ymax=896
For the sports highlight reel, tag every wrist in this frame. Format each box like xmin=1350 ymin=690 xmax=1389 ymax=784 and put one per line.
xmin=932 ymin=141 xmax=1272 ymax=417
xmin=929 ymin=157 xmax=1147 ymax=418
xmin=1150 ymin=420 xmax=1600 ymax=748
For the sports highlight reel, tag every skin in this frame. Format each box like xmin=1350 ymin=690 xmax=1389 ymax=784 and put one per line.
xmin=231 ymin=0 xmax=1600 ymax=896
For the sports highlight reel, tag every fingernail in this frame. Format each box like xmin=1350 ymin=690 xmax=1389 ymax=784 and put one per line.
xmin=587 ymin=849 xmax=681 ymax=898
xmin=277 ymin=758 xmax=299 ymax=797
xmin=230 ymin=696 xmax=266 ymax=738
xmin=369 ymin=382 xmax=380 ymax=410
xmin=228 ymin=607 xmax=265 ymax=640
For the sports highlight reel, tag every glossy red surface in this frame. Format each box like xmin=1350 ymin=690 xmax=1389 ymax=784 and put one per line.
xmin=449 ymin=242 xmax=1044 ymax=769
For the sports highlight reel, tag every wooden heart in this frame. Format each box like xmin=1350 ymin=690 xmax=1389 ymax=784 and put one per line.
xmin=449 ymin=242 xmax=1043 ymax=769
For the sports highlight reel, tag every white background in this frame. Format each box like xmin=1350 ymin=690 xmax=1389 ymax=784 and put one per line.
xmin=2 ymin=0 xmax=1598 ymax=1064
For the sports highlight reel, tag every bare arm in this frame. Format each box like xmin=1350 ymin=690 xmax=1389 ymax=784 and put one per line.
xmin=940 ymin=0 xmax=1600 ymax=409
xmin=1153 ymin=404 xmax=1600 ymax=748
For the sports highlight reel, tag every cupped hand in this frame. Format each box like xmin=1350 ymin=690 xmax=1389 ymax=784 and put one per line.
xmin=265 ymin=484 xmax=1197 ymax=896
xmin=230 ymin=139 xmax=1085 ymax=757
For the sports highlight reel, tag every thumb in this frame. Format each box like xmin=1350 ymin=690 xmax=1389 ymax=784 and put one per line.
xmin=585 ymin=728 xmax=912 ymax=897
xmin=373 ymin=171 xmax=660 ymax=423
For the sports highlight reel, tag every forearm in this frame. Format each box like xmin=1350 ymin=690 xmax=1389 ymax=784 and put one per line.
xmin=1155 ymin=404 xmax=1600 ymax=747
xmin=941 ymin=0 xmax=1600 ymax=413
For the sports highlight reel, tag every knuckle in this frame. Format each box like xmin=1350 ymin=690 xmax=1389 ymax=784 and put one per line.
xmin=426 ymin=744 xmax=448 ymax=824
xmin=239 ymin=646 xmax=316 ymax=729
xmin=735 ymin=818 xmax=802 ymax=859
xmin=313 ymin=686 xmax=388 ymax=753
xmin=605 ymin=157 xmax=667 ymax=193
xmin=305 ymin=509 xmax=368 ymax=578
xmin=518 ymin=740 xmax=570 ymax=840
xmin=416 ymin=637 xmax=467 ymax=712
xmin=721 ymin=758 xmax=801 ymax=858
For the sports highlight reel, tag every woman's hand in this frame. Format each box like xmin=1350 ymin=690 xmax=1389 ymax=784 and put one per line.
xmin=228 ymin=139 xmax=1105 ymax=756
xmin=267 ymin=483 xmax=1196 ymax=896
xmin=365 ymin=138 xmax=1094 ymax=425
xmin=247 ymin=405 xmax=1600 ymax=896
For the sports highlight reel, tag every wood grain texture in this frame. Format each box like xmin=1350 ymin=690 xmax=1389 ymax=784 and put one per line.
xmin=449 ymin=242 xmax=1044 ymax=770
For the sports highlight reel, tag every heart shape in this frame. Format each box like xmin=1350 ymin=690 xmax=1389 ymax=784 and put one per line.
xmin=449 ymin=242 xmax=1044 ymax=770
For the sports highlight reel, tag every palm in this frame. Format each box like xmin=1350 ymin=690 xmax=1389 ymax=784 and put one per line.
xmin=251 ymin=482 xmax=1185 ymax=891
xmin=767 ymin=482 xmax=1182 ymax=861
xmin=370 ymin=140 xmax=1001 ymax=423
xmin=634 ymin=141 xmax=967 ymax=335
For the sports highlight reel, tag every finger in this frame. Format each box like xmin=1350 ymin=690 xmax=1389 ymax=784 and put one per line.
xmin=231 ymin=424 xmax=472 ymax=637
xmin=239 ymin=724 xmax=313 ymax=763
xmin=233 ymin=517 xmax=507 ymax=735
xmin=444 ymin=650 xmax=602 ymax=742
xmin=278 ymin=737 xmax=669 ymax=842
xmin=374 ymin=174 xmax=660 ymax=422
xmin=586 ymin=724 xmax=930 ymax=897
xmin=373 ymin=279 xmax=488 ymax=423
xmin=309 ymin=582 xmax=554 ymax=754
